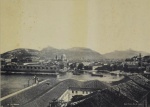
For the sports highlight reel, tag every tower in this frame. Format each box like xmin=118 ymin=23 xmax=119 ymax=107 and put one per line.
xmin=138 ymin=53 xmax=142 ymax=67
xmin=55 ymin=55 xmax=58 ymax=60
xmin=61 ymin=54 xmax=66 ymax=61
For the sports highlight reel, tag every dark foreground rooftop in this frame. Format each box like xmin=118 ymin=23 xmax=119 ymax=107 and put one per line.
xmin=1 ymin=79 xmax=109 ymax=107
xmin=67 ymin=75 xmax=150 ymax=107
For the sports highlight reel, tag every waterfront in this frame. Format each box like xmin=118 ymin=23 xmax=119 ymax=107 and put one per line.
xmin=1 ymin=71 xmax=124 ymax=97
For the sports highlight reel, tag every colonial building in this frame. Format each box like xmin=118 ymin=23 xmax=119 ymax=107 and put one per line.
xmin=1 ymin=79 xmax=109 ymax=107
xmin=67 ymin=75 xmax=150 ymax=107
xmin=58 ymin=80 xmax=109 ymax=102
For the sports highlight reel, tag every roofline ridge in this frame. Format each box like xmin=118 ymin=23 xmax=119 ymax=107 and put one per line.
xmin=112 ymin=84 xmax=138 ymax=103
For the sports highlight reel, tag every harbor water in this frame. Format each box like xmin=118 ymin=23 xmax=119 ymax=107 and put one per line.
xmin=0 ymin=71 xmax=124 ymax=97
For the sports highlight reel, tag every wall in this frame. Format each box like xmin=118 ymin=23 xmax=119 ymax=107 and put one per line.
xmin=59 ymin=89 xmax=93 ymax=102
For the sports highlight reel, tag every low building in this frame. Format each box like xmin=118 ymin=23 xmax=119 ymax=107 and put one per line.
xmin=146 ymin=66 xmax=150 ymax=72
xmin=1 ymin=75 xmax=150 ymax=107
xmin=58 ymin=80 xmax=109 ymax=102
xmin=1 ymin=79 xmax=109 ymax=107
xmin=67 ymin=75 xmax=150 ymax=107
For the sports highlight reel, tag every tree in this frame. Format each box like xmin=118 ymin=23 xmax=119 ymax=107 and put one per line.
xmin=77 ymin=63 xmax=84 ymax=70
xmin=48 ymin=99 xmax=67 ymax=107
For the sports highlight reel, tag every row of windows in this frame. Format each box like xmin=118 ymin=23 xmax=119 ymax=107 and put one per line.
xmin=5 ymin=66 xmax=57 ymax=70
xmin=72 ymin=90 xmax=92 ymax=94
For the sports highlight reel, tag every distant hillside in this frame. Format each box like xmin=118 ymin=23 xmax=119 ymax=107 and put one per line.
xmin=103 ymin=49 xmax=150 ymax=59
xmin=1 ymin=47 xmax=104 ymax=61
xmin=39 ymin=47 xmax=104 ymax=61
xmin=1 ymin=48 xmax=39 ymax=59
xmin=2 ymin=48 xmax=149 ymax=61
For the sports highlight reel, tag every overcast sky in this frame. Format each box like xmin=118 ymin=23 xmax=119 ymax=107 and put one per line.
xmin=1 ymin=0 xmax=150 ymax=54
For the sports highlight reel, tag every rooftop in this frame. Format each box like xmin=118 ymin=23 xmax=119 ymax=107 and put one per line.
xmin=1 ymin=79 xmax=109 ymax=107
xmin=127 ymin=74 xmax=150 ymax=89
xmin=68 ymin=75 xmax=150 ymax=107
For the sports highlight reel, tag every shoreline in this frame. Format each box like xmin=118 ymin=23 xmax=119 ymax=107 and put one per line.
xmin=1 ymin=71 xmax=59 ymax=76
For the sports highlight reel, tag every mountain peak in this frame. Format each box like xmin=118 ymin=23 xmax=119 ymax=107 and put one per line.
xmin=39 ymin=47 xmax=103 ymax=61
xmin=104 ymin=50 xmax=150 ymax=59
xmin=69 ymin=47 xmax=92 ymax=51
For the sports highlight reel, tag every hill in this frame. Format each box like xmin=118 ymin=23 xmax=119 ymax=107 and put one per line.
xmin=103 ymin=49 xmax=150 ymax=59
xmin=2 ymin=48 xmax=149 ymax=60
xmin=1 ymin=47 xmax=104 ymax=61
xmin=39 ymin=47 xmax=104 ymax=61
xmin=1 ymin=48 xmax=39 ymax=59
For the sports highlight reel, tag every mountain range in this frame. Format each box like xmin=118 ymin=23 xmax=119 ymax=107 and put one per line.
xmin=103 ymin=49 xmax=150 ymax=59
xmin=1 ymin=47 xmax=150 ymax=60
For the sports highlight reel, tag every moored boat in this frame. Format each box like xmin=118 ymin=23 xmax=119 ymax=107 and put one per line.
xmin=91 ymin=72 xmax=103 ymax=77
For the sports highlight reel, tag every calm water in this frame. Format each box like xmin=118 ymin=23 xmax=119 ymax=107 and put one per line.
xmin=1 ymin=71 xmax=124 ymax=97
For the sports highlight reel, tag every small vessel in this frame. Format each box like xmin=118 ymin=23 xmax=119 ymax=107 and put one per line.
xmin=91 ymin=72 xmax=103 ymax=77
xmin=72 ymin=70 xmax=84 ymax=75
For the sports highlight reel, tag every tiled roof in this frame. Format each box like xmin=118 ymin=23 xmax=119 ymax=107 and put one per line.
xmin=68 ymin=79 xmax=150 ymax=107
xmin=81 ymin=80 xmax=109 ymax=89
xmin=3 ymin=75 xmax=149 ymax=107
xmin=1 ymin=79 xmax=60 ymax=107
xmin=68 ymin=87 xmax=137 ymax=107
xmin=68 ymin=91 xmax=115 ymax=107
xmin=100 ymin=88 xmax=136 ymax=107
xmin=20 ymin=79 xmax=109 ymax=107
xmin=128 ymin=74 xmax=150 ymax=89
xmin=113 ymin=80 xmax=148 ymax=102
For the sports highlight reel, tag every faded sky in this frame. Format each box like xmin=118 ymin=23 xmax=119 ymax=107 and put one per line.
xmin=1 ymin=0 xmax=150 ymax=54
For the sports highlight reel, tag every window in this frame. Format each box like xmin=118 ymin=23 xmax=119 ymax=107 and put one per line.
xmin=83 ymin=91 xmax=84 ymax=94
xmin=72 ymin=91 xmax=74 ymax=93
xmin=76 ymin=91 xmax=78 ymax=94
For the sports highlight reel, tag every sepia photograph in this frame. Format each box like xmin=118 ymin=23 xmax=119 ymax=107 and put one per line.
xmin=0 ymin=0 xmax=150 ymax=107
